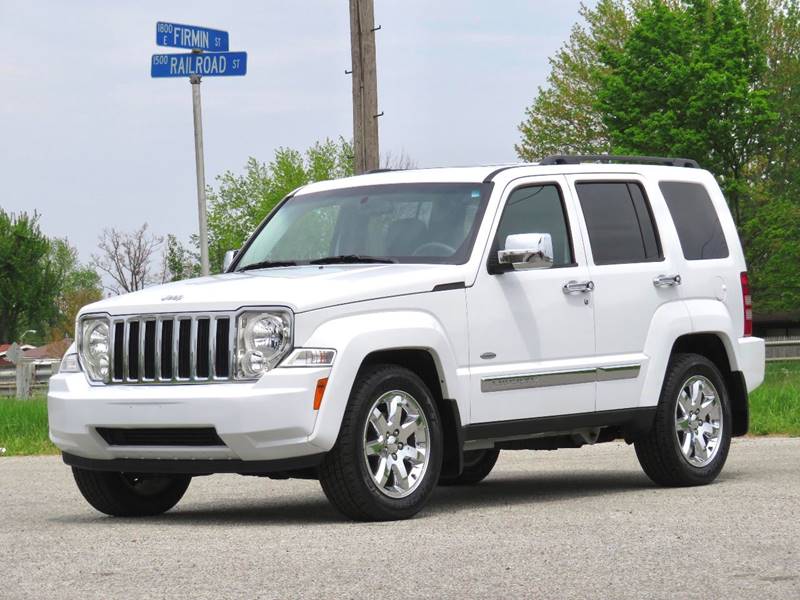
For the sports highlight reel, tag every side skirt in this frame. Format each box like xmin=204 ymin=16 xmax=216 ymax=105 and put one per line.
xmin=463 ymin=407 xmax=656 ymax=443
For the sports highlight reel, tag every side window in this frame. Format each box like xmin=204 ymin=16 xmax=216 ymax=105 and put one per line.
xmin=495 ymin=184 xmax=574 ymax=266
xmin=576 ymin=182 xmax=662 ymax=265
xmin=659 ymin=181 xmax=729 ymax=260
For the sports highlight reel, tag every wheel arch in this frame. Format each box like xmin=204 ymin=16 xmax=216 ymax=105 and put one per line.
xmin=670 ymin=332 xmax=749 ymax=437
xmin=358 ymin=348 xmax=464 ymax=479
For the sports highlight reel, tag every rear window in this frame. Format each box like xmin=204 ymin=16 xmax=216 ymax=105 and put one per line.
xmin=659 ymin=182 xmax=729 ymax=260
xmin=575 ymin=182 xmax=662 ymax=265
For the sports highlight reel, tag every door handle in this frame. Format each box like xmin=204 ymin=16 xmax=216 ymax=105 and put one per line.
xmin=563 ymin=280 xmax=594 ymax=294
xmin=653 ymin=273 xmax=682 ymax=288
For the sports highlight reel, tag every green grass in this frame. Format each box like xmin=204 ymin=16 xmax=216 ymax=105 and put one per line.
xmin=0 ymin=396 xmax=57 ymax=456
xmin=749 ymin=361 xmax=800 ymax=436
xmin=0 ymin=362 xmax=797 ymax=456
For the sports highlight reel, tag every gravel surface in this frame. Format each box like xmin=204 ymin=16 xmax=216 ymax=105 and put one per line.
xmin=1 ymin=438 xmax=798 ymax=599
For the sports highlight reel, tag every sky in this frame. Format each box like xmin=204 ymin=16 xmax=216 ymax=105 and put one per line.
xmin=1 ymin=0 xmax=592 ymax=264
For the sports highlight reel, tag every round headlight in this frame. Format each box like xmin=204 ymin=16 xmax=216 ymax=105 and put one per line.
xmin=81 ymin=319 xmax=110 ymax=382
xmin=236 ymin=311 xmax=292 ymax=379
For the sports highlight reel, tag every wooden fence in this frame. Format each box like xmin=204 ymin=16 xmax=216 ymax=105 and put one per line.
xmin=0 ymin=361 xmax=59 ymax=398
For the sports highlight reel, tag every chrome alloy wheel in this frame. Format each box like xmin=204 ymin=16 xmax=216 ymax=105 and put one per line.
xmin=362 ymin=390 xmax=431 ymax=498
xmin=674 ymin=375 xmax=723 ymax=467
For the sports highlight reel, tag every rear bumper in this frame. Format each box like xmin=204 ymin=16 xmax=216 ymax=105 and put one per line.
xmin=736 ymin=336 xmax=765 ymax=392
xmin=48 ymin=366 xmax=332 ymax=463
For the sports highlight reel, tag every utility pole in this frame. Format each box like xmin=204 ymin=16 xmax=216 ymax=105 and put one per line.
xmin=349 ymin=0 xmax=380 ymax=174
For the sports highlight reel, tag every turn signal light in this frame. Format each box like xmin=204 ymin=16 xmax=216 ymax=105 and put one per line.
xmin=314 ymin=378 xmax=329 ymax=410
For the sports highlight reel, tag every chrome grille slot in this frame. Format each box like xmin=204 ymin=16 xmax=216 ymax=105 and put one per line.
xmin=109 ymin=313 xmax=235 ymax=384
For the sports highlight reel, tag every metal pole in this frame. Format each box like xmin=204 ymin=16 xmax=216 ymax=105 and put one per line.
xmin=190 ymin=73 xmax=210 ymax=276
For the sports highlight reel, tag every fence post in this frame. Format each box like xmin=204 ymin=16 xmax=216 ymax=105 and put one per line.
xmin=15 ymin=360 xmax=34 ymax=399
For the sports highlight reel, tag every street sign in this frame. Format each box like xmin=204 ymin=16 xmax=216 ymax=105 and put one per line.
xmin=156 ymin=22 xmax=229 ymax=52
xmin=151 ymin=51 xmax=247 ymax=78
xmin=151 ymin=21 xmax=246 ymax=276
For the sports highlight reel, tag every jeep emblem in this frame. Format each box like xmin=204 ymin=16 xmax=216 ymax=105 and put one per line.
xmin=161 ymin=294 xmax=183 ymax=301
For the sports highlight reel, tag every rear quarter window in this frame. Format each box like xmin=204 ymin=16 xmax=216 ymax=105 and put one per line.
xmin=659 ymin=181 xmax=729 ymax=260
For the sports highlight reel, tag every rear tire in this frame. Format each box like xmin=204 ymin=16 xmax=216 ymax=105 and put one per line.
xmin=635 ymin=353 xmax=731 ymax=487
xmin=72 ymin=468 xmax=191 ymax=516
xmin=318 ymin=364 xmax=443 ymax=521
xmin=439 ymin=449 xmax=500 ymax=486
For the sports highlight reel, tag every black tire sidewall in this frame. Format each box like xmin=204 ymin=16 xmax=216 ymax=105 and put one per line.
xmin=662 ymin=357 xmax=732 ymax=484
xmin=342 ymin=366 xmax=443 ymax=518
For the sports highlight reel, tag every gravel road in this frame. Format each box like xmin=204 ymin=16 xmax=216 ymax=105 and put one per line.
xmin=1 ymin=438 xmax=798 ymax=599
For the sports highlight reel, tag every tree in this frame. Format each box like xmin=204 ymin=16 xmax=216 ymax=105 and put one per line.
xmin=162 ymin=234 xmax=200 ymax=282
xmin=48 ymin=239 xmax=102 ymax=340
xmin=742 ymin=196 xmax=800 ymax=314
xmin=516 ymin=0 xmax=639 ymax=160
xmin=205 ymin=137 xmax=354 ymax=272
xmin=91 ymin=223 xmax=164 ymax=294
xmin=0 ymin=210 xmax=61 ymax=343
xmin=596 ymin=0 xmax=776 ymax=225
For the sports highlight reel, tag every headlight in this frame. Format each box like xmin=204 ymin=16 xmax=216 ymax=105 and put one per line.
xmin=236 ymin=310 xmax=292 ymax=379
xmin=80 ymin=318 xmax=110 ymax=382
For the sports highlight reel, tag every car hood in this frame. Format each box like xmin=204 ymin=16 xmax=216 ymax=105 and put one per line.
xmin=80 ymin=264 xmax=467 ymax=316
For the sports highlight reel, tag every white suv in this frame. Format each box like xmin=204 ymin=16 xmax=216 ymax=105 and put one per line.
xmin=49 ymin=155 xmax=765 ymax=521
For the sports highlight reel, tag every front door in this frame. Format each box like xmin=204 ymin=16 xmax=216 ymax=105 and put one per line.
xmin=467 ymin=176 xmax=596 ymax=424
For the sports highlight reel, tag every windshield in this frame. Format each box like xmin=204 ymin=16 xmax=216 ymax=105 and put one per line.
xmin=235 ymin=182 xmax=493 ymax=269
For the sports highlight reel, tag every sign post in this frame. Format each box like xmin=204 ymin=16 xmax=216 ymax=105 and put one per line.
xmin=152 ymin=22 xmax=246 ymax=276
xmin=190 ymin=71 xmax=209 ymax=277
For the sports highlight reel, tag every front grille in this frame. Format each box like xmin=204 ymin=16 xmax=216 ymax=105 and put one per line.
xmin=96 ymin=427 xmax=226 ymax=447
xmin=110 ymin=314 xmax=233 ymax=383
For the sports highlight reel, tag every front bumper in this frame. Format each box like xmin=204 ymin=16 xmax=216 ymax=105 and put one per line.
xmin=48 ymin=366 xmax=332 ymax=464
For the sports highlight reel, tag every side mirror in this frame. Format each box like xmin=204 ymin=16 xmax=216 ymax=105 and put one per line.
xmin=498 ymin=233 xmax=554 ymax=270
xmin=223 ymin=249 xmax=239 ymax=272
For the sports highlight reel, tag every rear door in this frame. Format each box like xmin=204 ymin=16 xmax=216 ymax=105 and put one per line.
xmin=568 ymin=175 xmax=683 ymax=412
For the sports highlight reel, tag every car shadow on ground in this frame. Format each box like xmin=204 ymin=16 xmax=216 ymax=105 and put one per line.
xmin=51 ymin=468 xmax=659 ymax=527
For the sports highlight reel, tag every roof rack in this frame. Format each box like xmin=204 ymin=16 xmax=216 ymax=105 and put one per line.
xmin=539 ymin=155 xmax=700 ymax=168
xmin=365 ymin=168 xmax=401 ymax=174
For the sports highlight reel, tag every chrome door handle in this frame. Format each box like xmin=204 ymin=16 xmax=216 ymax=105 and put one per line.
xmin=653 ymin=274 xmax=682 ymax=288
xmin=563 ymin=280 xmax=594 ymax=294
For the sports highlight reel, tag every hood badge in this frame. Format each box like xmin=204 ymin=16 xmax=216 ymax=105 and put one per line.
xmin=161 ymin=294 xmax=184 ymax=302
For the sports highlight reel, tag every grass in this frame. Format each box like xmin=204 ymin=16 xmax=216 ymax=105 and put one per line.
xmin=748 ymin=361 xmax=800 ymax=436
xmin=0 ymin=362 xmax=798 ymax=456
xmin=0 ymin=396 xmax=57 ymax=456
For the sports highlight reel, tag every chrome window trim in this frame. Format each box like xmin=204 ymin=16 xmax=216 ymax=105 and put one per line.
xmin=481 ymin=364 xmax=641 ymax=393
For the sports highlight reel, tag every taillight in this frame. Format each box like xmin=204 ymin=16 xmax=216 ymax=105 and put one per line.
xmin=741 ymin=271 xmax=753 ymax=337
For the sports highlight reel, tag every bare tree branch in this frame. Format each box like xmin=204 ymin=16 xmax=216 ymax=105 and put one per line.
xmin=90 ymin=224 xmax=163 ymax=295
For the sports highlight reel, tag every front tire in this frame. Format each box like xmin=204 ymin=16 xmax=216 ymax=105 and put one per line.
xmin=318 ymin=364 xmax=443 ymax=521
xmin=72 ymin=468 xmax=191 ymax=516
xmin=635 ymin=353 xmax=732 ymax=487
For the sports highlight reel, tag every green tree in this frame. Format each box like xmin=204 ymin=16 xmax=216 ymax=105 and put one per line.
xmin=742 ymin=197 xmax=800 ymax=314
xmin=48 ymin=239 xmax=102 ymax=340
xmin=0 ymin=210 xmax=60 ymax=343
xmin=596 ymin=0 xmax=776 ymax=224
xmin=516 ymin=0 xmax=639 ymax=160
xmin=205 ymin=137 xmax=353 ymax=272
xmin=163 ymin=234 xmax=200 ymax=282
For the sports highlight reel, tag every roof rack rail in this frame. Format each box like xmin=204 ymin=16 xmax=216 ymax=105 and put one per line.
xmin=365 ymin=168 xmax=401 ymax=174
xmin=539 ymin=155 xmax=700 ymax=168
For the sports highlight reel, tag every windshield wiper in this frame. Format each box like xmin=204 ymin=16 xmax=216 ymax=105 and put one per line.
xmin=309 ymin=254 xmax=396 ymax=265
xmin=237 ymin=260 xmax=297 ymax=272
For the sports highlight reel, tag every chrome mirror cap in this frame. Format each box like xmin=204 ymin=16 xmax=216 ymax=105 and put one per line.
xmin=498 ymin=233 xmax=554 ymax=270
xmin=223 ymin=249 xmax=239 ymax=272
